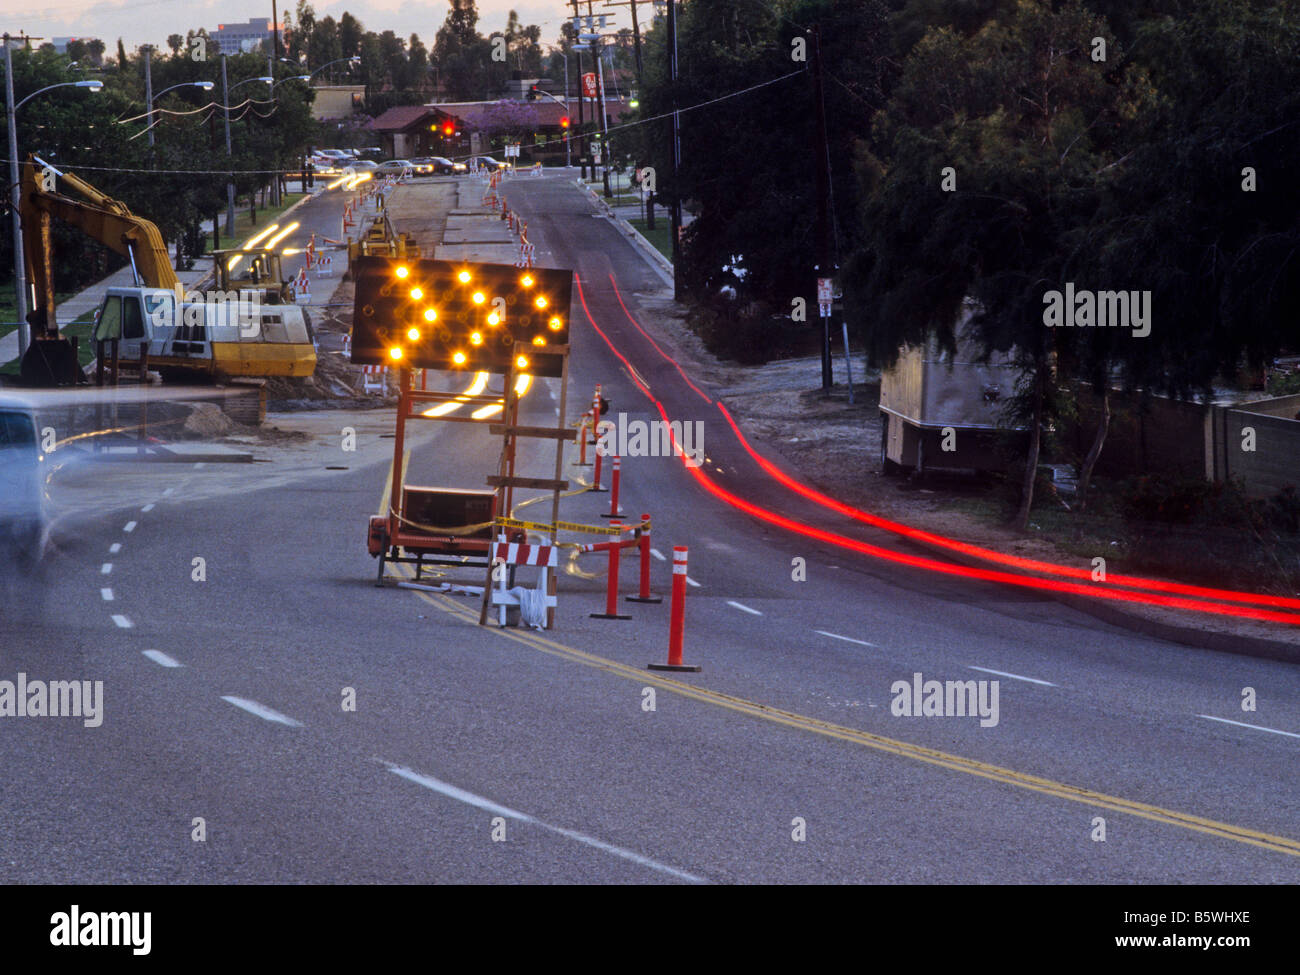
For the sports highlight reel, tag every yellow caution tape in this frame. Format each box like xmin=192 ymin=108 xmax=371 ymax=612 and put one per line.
xmin=493 ymin=515 xmax=646 ymax=537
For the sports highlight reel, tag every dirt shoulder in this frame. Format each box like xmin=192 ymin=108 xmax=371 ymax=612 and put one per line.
xmin=626 ymin=292 xmax=1300 ymax=654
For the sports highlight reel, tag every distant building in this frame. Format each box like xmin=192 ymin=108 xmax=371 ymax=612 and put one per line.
xmin=311 ymin=86 xmax=365 ymax=121
xmin=51 ymin=37 xmax=102 ymax=55
xmin=213 ymin=17 xmax=281 ymax=56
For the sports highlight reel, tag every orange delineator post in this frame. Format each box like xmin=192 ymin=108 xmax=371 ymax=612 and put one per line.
xmin=590 ymin=384 xmax=601 ymax=444
xmin=578 ymin=412 xmax=592 ymax=466
xmin=592 ymin=439 xmax=607 ymax=492
xmin=649 ymin=546 xmax=699 ymax=671
xmin=600 ymin=455 xmax=623 ymax=518
xmin=627 ymin=513 xmax=661 ymax=604
xmin=590 ymin=520 xmax=632 ymax=620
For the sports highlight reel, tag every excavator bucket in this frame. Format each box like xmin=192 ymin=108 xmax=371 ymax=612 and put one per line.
xmin=19 ymin=335 xmax=83 ymax=387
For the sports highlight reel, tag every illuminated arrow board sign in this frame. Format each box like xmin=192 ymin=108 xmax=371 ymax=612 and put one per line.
xmin=350 ymin=256 xmax=573 ymax=377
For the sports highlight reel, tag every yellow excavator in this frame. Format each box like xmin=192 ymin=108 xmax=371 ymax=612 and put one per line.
xmin=18 ymin=155 xmax=316 ymax=385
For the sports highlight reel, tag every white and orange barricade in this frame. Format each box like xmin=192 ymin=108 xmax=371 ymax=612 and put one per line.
xmin=488 ymin=536 xmax=559 ymax=629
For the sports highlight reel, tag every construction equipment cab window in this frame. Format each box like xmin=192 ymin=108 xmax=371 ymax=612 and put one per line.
xmin=95 ymin=296 xmax=121 ymax=342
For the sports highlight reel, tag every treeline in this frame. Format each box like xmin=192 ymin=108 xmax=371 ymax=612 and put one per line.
xmin=629 ymin=0 xmax=1300 ymax=523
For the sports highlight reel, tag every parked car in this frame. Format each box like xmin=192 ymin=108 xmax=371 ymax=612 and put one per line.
xmin=376 ymin=159 xmax=415 ymax=178
xmin=475 ymin=155 xmax=506 ymax=172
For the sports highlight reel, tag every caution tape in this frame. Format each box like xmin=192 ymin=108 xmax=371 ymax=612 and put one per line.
xmin=493 ymin=515 xmax=648 ymax=537
xmin=388 ymin=508 xmax=496 ymax=537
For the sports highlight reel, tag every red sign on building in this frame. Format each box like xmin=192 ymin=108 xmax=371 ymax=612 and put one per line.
xmin=581 ymin=72 xmax=598 ymax=99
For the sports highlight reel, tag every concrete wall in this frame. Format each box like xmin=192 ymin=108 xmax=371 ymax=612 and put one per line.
xmin=1215 ymin=400 xmax=1300 ymax=498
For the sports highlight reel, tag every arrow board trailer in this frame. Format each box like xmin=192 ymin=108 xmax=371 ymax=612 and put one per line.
xmin=879 ymin=301 xmax=1025 ymax=476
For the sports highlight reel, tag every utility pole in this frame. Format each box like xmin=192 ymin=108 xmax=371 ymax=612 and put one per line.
xmin=602 ymin=0 xmax=643 ymax=84
xmin=588 ymin=0 xmax=611 ymax=199
xmin=563 ymin=55 xmax=571 ymax=167
xmin=268 ymin=35 xmax=279 ymax=207
xmin=810 ymin=25 xmax=834 ymax=391
xmin=144 ymin=46 xmax=155 ymax=147
xmin=272 ymin=0 xmax=280 ymax=60
xmin=5 ymin=33 xmax=31 ymax=357
xmin=221 ymin=54 xmax=236 ymax=236
xmin=666 ymin=0 xmax=682 ymax=300
xmin=569 ymin=0 xmax=586 ymax=179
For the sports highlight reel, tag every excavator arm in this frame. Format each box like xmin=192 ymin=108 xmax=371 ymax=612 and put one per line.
xmin=18 ymin=156 xmax=178 ymax=385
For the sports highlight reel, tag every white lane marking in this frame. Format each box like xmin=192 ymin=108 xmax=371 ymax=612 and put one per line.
xmin=221 ymin=696 xmax=303 ymax=727
xmin=815 ymin=630 xmax=878 ymax=648
xmin=162 ymin=488 xmax=174 ymax=496
xmin=194 ymin=462 xmax=205 ymax=469
xmin=686 ymin=576 xmax=701 ymax=588
xmin=1198 ymin=715 xmax=1300 ymax=740
xmin=649 ymin=547 xmax=666 ymax=562
xmin=111 ymin=614 xmax=133 ymax=629
xmin=141 ymin=503 xmax=155 ymax=512
xmin=109 ymin=542 xmax=122 ymax=554
xmin=101 ymin=563 xmax=113 ymax=575
xmin=381 ymin=761 xmax=706 ymax=883
xmin=142 ymin=650 xmax=183 ymax=668
xmin=123 ymin=521 xmax=137 ymax=533
xmin=726 ymin=600 xmax=762 ymax=616
xmin=100 ymin=588 xmax=114 ymax=601
xmin=967 ymin=666 xmax=1057 ymax=687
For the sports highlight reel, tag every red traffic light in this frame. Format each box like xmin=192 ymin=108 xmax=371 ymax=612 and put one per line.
xmin=442 ymin=122 xmax=455 ymax=136
xmin=560 ymin=116 xmax=570 ymax=129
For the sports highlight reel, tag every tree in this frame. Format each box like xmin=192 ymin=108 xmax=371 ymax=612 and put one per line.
xmin=340 ymin=12 xmax=364 ymax=59
xmin=117 ymin=38 xmax=128 ymax=70
xmin=65 ymin=39 xmax=87 ymax=62
xmin=85 ymin=39 xmax=106 ymax=67
xmin=166 ymin=34 xmax=184 ymax=58
xmin=434 ymin=0 xmax=491 ymax=100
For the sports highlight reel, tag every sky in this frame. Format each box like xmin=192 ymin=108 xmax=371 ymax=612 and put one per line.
xmin=0 ymin=0 xmax=595 ymax=53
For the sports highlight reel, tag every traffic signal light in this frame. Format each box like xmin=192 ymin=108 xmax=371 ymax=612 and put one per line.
xmin=442 ymin=121 xmax=456 ymax=137
xmin=351 ymin=256 xmax=572 ymax=377
xmin=560 ymin=116 xmax=570 ymax=129
xmin=527 ymin=85 xmax=539 ymax=101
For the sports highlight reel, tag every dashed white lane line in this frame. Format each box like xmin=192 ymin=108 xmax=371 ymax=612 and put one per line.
xmin=141 ymin=503 xmax=155 ymax=512
xmin=686 ymin=576 xmax=701 ymax=588
xmin=1198 ymin=715 xmax=1300 ymax=740
xmin=194 ymin=462 xmax=205 ymax=469
xmin=111 ymin=614 xmax=133 ymax=629
xmin=162 ymin=488 xmax=174 ymax=496
xmin=101 ymin=563 xmax=113 ymax=575
xmin=649 ymin=547 xmax=666 ymax=562
xmin=142 ymin=650 xmax=183 ymax=668
xmin=109 ymin=543 xmax=122 ymax=554
xmin=381 ymin=761 xmax=707 ymax=884
xmin=815 ymin=630 xmax=878 ymax=648
xmin=221 ymin=696 xmax=303 ymax=727
xmin=123 ymin=521 xmax=137 ymax=533
xmin=100 ymin=588 xmax=114 ymax=601
xmin=968 ymin=666 xmax=1057 ymax=687
xmin=726 ymin=600 xmax=762 ymax=616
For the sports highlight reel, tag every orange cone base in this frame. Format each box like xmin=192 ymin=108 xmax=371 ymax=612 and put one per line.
xmin=626 ymin=595 xmax=663 ymax=604
xmin=647 ymin=662 xmax=702 ymax=672
xmin=590 ymin=612 xmax=632 ymax=620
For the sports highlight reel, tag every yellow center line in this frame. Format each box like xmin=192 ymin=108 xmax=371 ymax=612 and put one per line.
xmin=374 ymin=420 xmax=1300 ymax=859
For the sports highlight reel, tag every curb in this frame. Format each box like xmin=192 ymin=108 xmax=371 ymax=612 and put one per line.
xmin=572 ymin=177 xmax=674 ymax=286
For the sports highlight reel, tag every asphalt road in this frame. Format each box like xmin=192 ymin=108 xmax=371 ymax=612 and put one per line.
xmin=3 ymin=172 xmax=1299 ymax=884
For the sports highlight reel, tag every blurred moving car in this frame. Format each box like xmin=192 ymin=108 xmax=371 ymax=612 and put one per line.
xmin=0 ymin=399 xmax=48 ymax=565
xmin=413 ymin=156 xmax=466 ymax=175
xmin=342 ymin=159 xmax=380 ymax=176
xmin=474 ymin=155 xmax=506 ymax=173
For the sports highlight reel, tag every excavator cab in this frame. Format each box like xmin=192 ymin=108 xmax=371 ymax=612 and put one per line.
xmin=213 ymin=248 xmax=290 ymax=304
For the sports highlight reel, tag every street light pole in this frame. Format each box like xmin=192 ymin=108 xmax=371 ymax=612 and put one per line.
xmin=5 ymin=35 xmax=29 ymax=356
xmin=222 ymin=55 xmax=235 ymax=236
xmin=667 ymin=0 xmax=682 ymax=300
xmin=144 ymin=46 xmax=155 ymax=146
xmin=564 ymin=55 xmax=571 ymax=168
